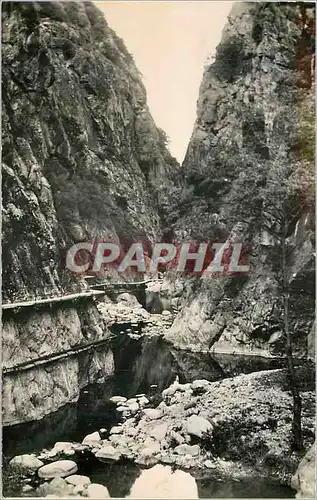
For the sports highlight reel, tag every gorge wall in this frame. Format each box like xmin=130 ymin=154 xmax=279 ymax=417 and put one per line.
xmin=2 ymin=1 xmax=178 ymax=302
xmin=166 ymin=2 xmax=315 ymax=355
xmin=2 ymin=1 xmax=315 ymax=426
xmin=2 ymin=1 xmax=178 ymax=424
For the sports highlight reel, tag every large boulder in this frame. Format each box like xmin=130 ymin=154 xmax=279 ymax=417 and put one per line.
xmin=9 ymin=454 xmax=43 ymax=472
xmin=185 ymin=415 xmax=213 ymax=438
xmin=82 ymin=431 xmax=101 ymax=446
xmin=86 ymin=483 xmax=110 ymax=498
xmin=52 ymin=442 xmax=75 ymax=454
xmin=116 ymin=293 xmax=142 ymax=308
xmin=36 ymin=477 xmax=73 ymax=497
xmin=291 ymin=445 xmax=315 ymax=498
xmin=128 ymin=464 xmax=198 ymax=498
xmin=38 ymin=460 xmax=78 ymax=479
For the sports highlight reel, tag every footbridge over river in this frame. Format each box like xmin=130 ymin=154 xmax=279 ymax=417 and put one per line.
xmin=83 ymin=276 xmax=154 ymax=307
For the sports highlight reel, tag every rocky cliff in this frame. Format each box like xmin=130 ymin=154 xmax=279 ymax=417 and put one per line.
xmin=166 ymin=2 xmax=315 ymax=354
xmin=2 ymin=1 xmax=178 ymax=424
xmin=2 ymin=1 xmax=178 ymax=302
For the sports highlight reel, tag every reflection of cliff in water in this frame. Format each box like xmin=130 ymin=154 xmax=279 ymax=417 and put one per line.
xmin=3 ymin=404 xmax=77 ymax=459
xmin=111 ymin=330 xmax=288 ymax=396
xmin=111 ymin=332 xmax=225 ymax=396
xmin=78 ymin=457 xmax=142 ymax=498
xmin=196 ymin=474 xmax=294 ymax=498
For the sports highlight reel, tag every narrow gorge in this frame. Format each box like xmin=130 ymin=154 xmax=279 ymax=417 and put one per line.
xmin=2 ymin=2 xmax=315 ymax=499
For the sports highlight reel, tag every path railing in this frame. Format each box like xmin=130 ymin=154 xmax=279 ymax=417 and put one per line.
xmin=2 ymin=289 xmax=105 ymax=311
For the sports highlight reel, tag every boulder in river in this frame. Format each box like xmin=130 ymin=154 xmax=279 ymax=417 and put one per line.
xmin=128 ymin=401 xmax=139 ymax=412
xmin=138 ymin=396 xmax=150 ymax=407
xmin=116 ymin=405 xmax=127 ymax=412
xmin=37 ymin=477 xmax=74 ymax=497
xmin=38 ymin=460 xmax=78 ymax=479
xmin=128 ymin=464 xmax=198 ymax=498
xmin=116 ymin=293 xmax=142 ymax=308
xmin=82 ymin=431 xmax=101 ymax=445
xmin=52 ymin=442 xmax=75 ymax=454
xmin=86 ymin=483 xmax=110 ymax=498
xmin=9 ymin=454 xmax=44 ymax=472
xmin=95 ymin=443 xmax=121 ymax=461
xmin=110 ymin=425 xmax=123 ymax=435
xmin=65 ymin=474 xmax=91 ymax=487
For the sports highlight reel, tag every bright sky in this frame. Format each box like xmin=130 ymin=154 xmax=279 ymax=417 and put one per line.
xmin=95 ymin=1 xmax=233 ymax=162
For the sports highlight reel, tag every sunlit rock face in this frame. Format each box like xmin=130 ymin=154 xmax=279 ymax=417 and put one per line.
xmin=128 ymin=464 xmax=198 ymax=499
xmin=3 ymin=348 xmax=114 ymax=426
xmin=167 ymin=3 xmax=315 ymax=354
xmin=2 ymin=298 xmax=115 ymax=426
xmin=2 ymin=1 xmax=178 ymax=302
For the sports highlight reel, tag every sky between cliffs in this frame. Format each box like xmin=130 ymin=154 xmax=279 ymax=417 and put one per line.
xmin=95 ymin=1 xmax=233 ymax=162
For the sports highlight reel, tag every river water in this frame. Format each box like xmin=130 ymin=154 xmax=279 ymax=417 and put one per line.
xmin=3 ymin=328 xmax=296 ymax=498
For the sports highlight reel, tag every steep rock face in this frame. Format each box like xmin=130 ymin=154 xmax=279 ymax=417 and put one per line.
xmin=2 ymin=1 xmax=178 ymax=425
xmin=2 ymin=300 xmax=106 ymax=368
xmin=3 ymin=347 xmax=114 ymax=426
xmin=2 ymin=298 xmax=114 ymax=425
xmin=2 ymin=1 xmax=178 ymax=301
xmin=167 ymin=3 xmax=315 ymax=353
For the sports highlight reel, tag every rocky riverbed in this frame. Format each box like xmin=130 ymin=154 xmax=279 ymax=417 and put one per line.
xmin=97 ymin=292 xmax=174 ymax=337
xmin=5 ymin=362 xmax=315 ymax=498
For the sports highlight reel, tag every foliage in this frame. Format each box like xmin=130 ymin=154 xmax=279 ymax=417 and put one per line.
xmin=291 ymin=89 xmax=315 ymax=212
xmin=212 ymin=35 xmax=245 ymax=82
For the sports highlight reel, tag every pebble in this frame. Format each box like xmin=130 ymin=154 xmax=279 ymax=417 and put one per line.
xmin=109 ymin=396 xmax=127 ymax=404
xmin=143 ymin=408 xmax=163 ymax=420
xmin=22 ymin=485 xmax=33 ymax=493
xmin=116 ymin=405 xmax=127 ymax=412
xmin=204 ymin=460 xmax=216 ymax=468
xmin=175 ymin=444 xmax=200 ymax=456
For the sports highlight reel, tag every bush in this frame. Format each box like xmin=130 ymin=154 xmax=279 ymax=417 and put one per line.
xmin=213 ymin=36 xmax=244 ymax=82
